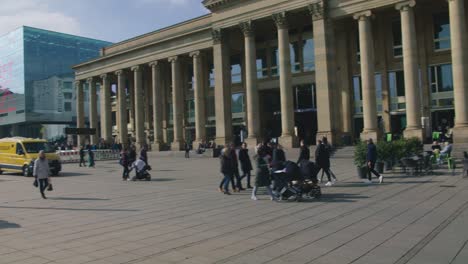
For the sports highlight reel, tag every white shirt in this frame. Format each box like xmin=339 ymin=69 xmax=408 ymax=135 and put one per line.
xmin=132 ymin=159 xmax=146 ymax=172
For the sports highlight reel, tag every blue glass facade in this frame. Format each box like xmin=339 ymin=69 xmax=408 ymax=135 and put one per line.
xmin=0 ymin=26 xmax=111 ymax=127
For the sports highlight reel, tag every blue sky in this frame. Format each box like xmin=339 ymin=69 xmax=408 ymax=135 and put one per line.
xmin=0 ymin=0 xmax=209 ymax=43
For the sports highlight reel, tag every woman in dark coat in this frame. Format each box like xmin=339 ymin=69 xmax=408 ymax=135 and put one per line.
xmin=297 ymin=140 xmax=310 ymax=164
xmin=251 ymin=148 xmax=276 ymax=201
xmin=239 ymin=142 xmax=253 ymax=189
xmin=219 ymin=147 xmax=233 ymax=195
xmin=315 ymin=139 xmax=333 ymax=186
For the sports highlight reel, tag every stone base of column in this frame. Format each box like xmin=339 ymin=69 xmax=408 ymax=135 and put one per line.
xmin=279 ymin=134 xmax=298 ymax=149
xmin=453 ymin=126 xmax=468 ymax=158
xmin=244 ymin=137 xmax=259 ymax=149
xmin=360 ymin=130 xmax=380 ymax=142
xmin=151 ymin=142 xmax=164 ymax=152
xmin=316 ymin=131 xmax=339 ymax=146
xmin=403 ymin=127 xmax=424 ymax=141
xmin=171 ymin=140 xmax=185 ymax=151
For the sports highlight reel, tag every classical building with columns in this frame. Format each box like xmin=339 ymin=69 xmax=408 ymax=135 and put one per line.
xmin=73 ymin=0 xmax=468 ymax=151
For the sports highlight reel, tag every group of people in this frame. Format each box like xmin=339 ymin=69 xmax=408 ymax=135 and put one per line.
xmin=79 ymin=145 xmax=95 ymax=168
xmin=431 ymin=140 xmax=453 ymax=164
xmin=119 ymin=144 xmax=148 ymax=181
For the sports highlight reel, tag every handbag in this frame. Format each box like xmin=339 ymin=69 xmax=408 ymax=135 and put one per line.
xmin=33 ymin=179 xmax=38 ymax=188
xmin=47 ymin=183 xmax=53 ymax=191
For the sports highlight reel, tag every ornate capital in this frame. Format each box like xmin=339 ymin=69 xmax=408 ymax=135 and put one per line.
xmin=168 ymin=56 xmax=179 ymax=63
xmin=148 ymin=61 xmax=159 ymax=68
xmin=212 ymin=28 xmax=222 ymax=44
xmin=114 ymin=70 xmax=125 ymax=76
xmin=189 ymin=51 xmax=201 ymax=58
xmin=131 ymin=65 xmax=141 ymax=72
xmin=272 ymin=12 xmax=288 ymax=29
xmin=100 ymin=74 xmax=108 ymax=80
xmin=75 ymin=80 xmax=83 ymax=89
xmin=308 ymin=1 xmax=327 ymax=21
xmin=86 ymin=77 xmax=95 ymax=84
xmin=395 ymin=0 xmax=416 ymax=11
xmin=239 ymin=21 xmax=255 ymax=37
xmin=353 ymin=10 xmax=373 ymax=21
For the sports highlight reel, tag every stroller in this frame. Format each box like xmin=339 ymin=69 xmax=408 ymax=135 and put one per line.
xmin=130 ymin=159 xmax=152 ymax=181
xmin=272 ymin=160 xmax=321 ymax=201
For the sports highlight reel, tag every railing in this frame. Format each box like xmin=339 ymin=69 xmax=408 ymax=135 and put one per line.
xmin=57 ymin=149 xmax=120 ymax=163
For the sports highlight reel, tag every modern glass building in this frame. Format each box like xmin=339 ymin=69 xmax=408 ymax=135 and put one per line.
xmin=0 ymin=26 xmax=111 ymax=138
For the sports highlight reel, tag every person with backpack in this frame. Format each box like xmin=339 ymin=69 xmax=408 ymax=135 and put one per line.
xmin=297 ymin=140 xmax=310 ymax=164
xmin=120 ymin=148 xmax=130 ymax=181
xmin=251 ymin=147 xmax=276 ymax=201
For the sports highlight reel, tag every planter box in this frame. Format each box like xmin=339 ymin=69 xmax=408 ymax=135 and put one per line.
xmin=357 ymin=166 xmax=368 ymax=179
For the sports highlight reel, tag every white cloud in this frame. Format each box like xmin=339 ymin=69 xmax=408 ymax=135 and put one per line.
xmin=0 ymin=0 xmax=80 ymax=36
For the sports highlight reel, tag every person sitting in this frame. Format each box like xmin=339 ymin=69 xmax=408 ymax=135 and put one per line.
xmin=431 ymin=141 xmax=441 ymax=154
xmin=130 ymin=157 xmax=147 ymax=180
xmin=438 ymin=141 xmax=453 ymax=164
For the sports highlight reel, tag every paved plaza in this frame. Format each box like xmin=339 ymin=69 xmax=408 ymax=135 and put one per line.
xmin=1 ymin=149 xmax=468 ymax=264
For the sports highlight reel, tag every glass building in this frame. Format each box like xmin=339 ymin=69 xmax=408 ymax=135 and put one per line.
xmin=0 ymin=26 xmax=111 ymax=138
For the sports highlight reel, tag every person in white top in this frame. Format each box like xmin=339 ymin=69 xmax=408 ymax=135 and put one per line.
xmin=33 ymin=150 xmax=50 ymax=199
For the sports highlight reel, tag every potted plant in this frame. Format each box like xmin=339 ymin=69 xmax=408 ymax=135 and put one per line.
xmin=354 ymin=140 xmax=368 ymax=179
xmin=377 ymin=140 xmax=392 ymax=172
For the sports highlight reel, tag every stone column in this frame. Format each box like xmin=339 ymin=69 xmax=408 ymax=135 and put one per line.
xmin=449 ymin=0 xmax=468 ymax=145
xmin=87 ymin=77 xmax=98 ymax=145
xmin=190 ymin=51 xmax=207 ymax=146
xmin=354 ymin=11 xmax=379 ymax=141
xmin=131 ymin=66 xmax=145 ymax=148
xmin=128 ymin=75 xmax=135 ymax=136
xmin=115 ymin=70 xmax=128 ymax=147
xmin=273 ymin=12 xmax=296 ymax=148
xmin=396 ymin=0 xmax=423 ymax=140
xmin=240 ymin=21 xmax=260 ymax=147
xmin=309 ymin=2 xmax=340 ymax=144
xmin=100 ymin=74 xmax=112 ymax=144
xmin=336 ymin=27 xmax=353 ymax=138
xmin=75 ymin=80 xmax=85 ymax=146
xmin=212 ymin=29 xmax=233 ymax=146
xmin=149 ymin=61 xmax=164 ymax=151
xmin=168 ymin=56 xmax=185 ymax=150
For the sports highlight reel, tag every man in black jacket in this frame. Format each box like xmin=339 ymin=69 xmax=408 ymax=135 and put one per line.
xmin=366 ymin=138 xmax=383 ymax=184
xmin=297 ymin=140 xmax=310 ymax=164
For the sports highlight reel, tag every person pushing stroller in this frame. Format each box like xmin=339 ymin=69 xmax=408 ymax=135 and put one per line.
xmin=129 ymin=156 xmax=152 ymax=181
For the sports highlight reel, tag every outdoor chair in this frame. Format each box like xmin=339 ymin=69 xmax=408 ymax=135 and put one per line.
xmin=401 ymin=158 xmax=419 ymax=176
xmin=432 ymin=132 xmax=441 ymax=141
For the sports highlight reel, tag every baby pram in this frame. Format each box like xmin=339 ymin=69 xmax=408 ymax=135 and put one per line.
xmin=272 ymin=160 xmax=321 ymax=201
xmin=130 ymin=159 xmax=152 ymax=181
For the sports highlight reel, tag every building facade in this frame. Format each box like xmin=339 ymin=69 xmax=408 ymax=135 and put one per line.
xmin=0 ymin=26 xmax=111 ymax=139
xmin=73 ymin=0 xmax=468 ymax=152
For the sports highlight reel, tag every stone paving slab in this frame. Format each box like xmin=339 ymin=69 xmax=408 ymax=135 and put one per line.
xmin=1 ymin=149 xmax=468 ymax=264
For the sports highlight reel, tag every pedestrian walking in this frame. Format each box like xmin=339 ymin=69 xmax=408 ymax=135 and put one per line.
xmin=239 ymin=142 xmax=253 ymax=189
xmin=219 ymin=147 xmax=233 ymax=195
xmin=320 ymin=137 xmax=337 ymax=182
xmin=120 ymin=148 xmax=130 ymax=180
xmin=79 ymin=145 xmax=86 ymax=167
xmin=365 ymin=138 xmax=383 ymax=184
xmin=315 ymin=139 xmax=334 ymax=187
xmin=185 ymin=142 xmax=191 ymax=158
xmin=140 ymin=144 xmax=148 ymax=164
xmin=88 ymin=148 xmax=95 ymax=168
xmin=33 ymin=150 xmax=50 ymax=199
xmin=251 ymin=147 xmax=276 ymax=201
xmin=230 ymin=143 xmax=244 ymax=191
xmin=129 ymin=145 xmax=137 ymax=165
xmin=297 ymin=140 xmax=310 ymax=164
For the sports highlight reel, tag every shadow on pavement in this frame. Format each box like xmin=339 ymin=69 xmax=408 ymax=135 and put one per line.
xmin=49 ymin=197 xmax=109 ymax=201
xmin=0 ymin=220 xmax=21 ymax=229
xmin=155 ymin=170 xmax=181 ymax=172
xmin=151 ymin=178 xmax=176 ymax=182
xmin=55 ymin=172 xmax=92 ymax=177
xmin=0 ymin=206 xmax=138 ymax=212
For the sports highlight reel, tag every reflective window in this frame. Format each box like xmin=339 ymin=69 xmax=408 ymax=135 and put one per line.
xmin=256 ymin=49 xmax=268 ymax=78
xmin=231 ymin=55 xmax=242 ymax=84
xmin=433 ymin=13 xmax=451 ymax=51
xmin=63 ymin=92 xmax=72 ymax=99
xmin=353 ymin=74 xmax=383 ymax=113
xmin=303 ymin=36 xmax=315 ymax=72
xmin=64 ymin=102 xmax=72 ymax=112
xmin=392 ymin=19 xmax=403 ymax=57
xmin=430 ymin=64 xmax=453 ymax=93
xmin=209 ymin=63 xmax=215 ymax=88
xmin=207 ymin=95 xmax=215 ymax=118
xmin=295 ymin=84 xmax=316 ymax=110
xmin=231 ymin=93 xmax=244 ymax=113
xmin=290 ymin=42 xmax=301 ymax=73
xmin=186 ymin=99 xmax=195 ymax=125
xmin=271 ymin=46 xmax=279 ymax=76
xmin=187 ymin=64 xmax=194 ymax=90
xmin=389 ymin=71 xmax=405 ymax=97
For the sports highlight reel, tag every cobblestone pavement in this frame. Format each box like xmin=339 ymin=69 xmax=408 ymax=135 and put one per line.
xmin=1 ymin=149 xmax=468 ymax=264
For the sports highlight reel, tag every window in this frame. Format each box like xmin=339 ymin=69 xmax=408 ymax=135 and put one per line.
xmin=209 ymin=64 xmax=215 ymax=88
xmin=392 ymin=19 xmax=403 ymax=57
xmin=355 ymin=32 xmax=361 ymax=64
xmin=430 ymin=64 xmax=453 ymax=93
xmin=271 ymin=46 xmax=279 ymax=76
xmin=353 ymin=74 xmax=383 ymax=113
xmin=186 ymin=99 xmax=195 ymax=125
xmin=231 ymin=93 xmax=244 ymax=113
xmin=303 ymin=37 xmax=315 ymax=71
xmin=433 ymin=13 xmax=451 ymax=51
xmin=231 ymin=55 xmax=242 ymax=84
xmin=290 ymin=42 xmax=301 ymax=73
xmin=256 ymin=49 xmax=268 ymax=78
xmin=63 ymin=81 xmax=73 ymax=90
xmin=207 ymin=96 xmax=215 ymax=117
xmin=389 ymin=71 xmax=406 ymax=97
xmin=295 ymin=84 xmax=316 ymax=110
xmin=187 ymin=64 xmax=194 ymax=90
xmin=16 ymin=143 xmax=24 ymax=155
xmin=353 ymin=76 xmax=362 ymax=101
xmin=64 ymin=102 xmax=72 ymax=112
xmin=63 ymin=92 xmax=72 ymax=99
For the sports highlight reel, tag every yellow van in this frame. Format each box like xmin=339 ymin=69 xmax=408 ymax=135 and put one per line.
xmin=0 ymin=137 xmax=61 ymax=177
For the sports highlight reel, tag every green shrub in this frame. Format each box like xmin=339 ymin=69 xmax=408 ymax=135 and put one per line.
xmin=354 ymin=140 xmax=367 ymax=167
xmin=376 ymin=140 xmax=393 ymax=162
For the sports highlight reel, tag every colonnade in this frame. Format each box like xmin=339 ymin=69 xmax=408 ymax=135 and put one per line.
xmin=75 ymin=0 xmax=468 ymax=149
